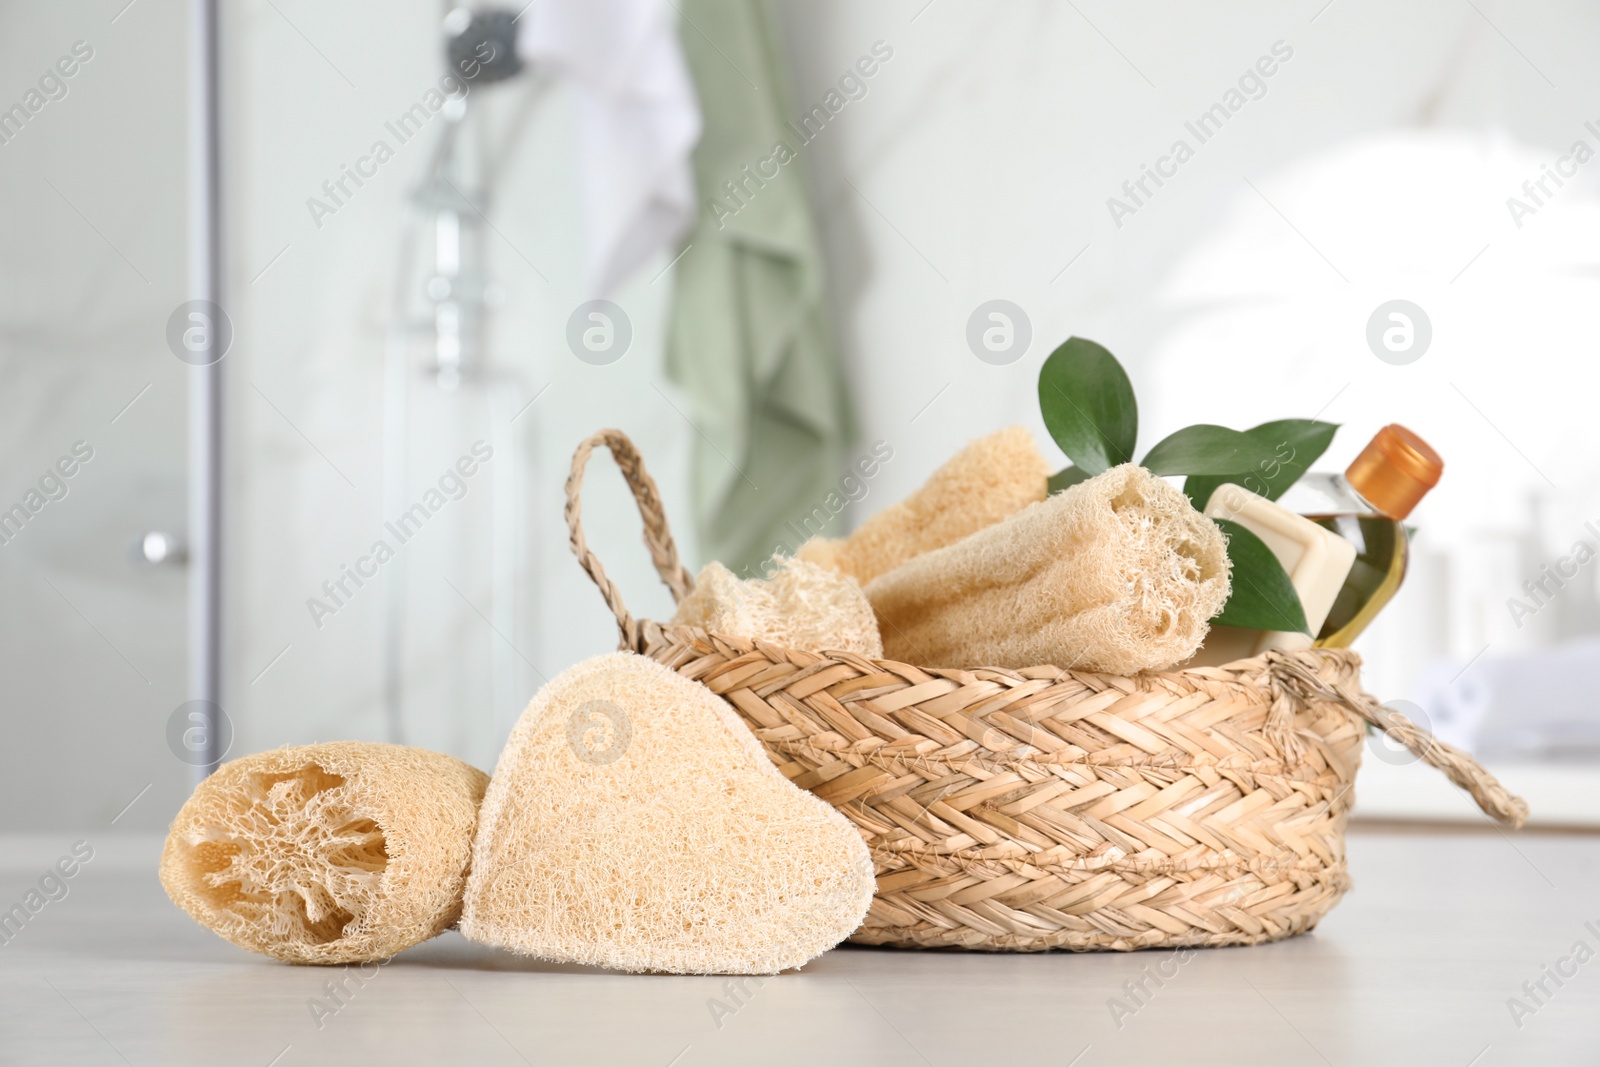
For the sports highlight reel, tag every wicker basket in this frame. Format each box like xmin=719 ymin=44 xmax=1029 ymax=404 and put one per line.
xmin=565 ymin=429 xmax=1529 ymax=952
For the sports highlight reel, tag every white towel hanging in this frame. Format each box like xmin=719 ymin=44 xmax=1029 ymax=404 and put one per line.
xmin=518 ymin=0 xmax=703 ymax=296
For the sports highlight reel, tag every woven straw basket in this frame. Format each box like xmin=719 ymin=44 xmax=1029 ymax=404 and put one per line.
xmin=566 ymin=430 xmax=1529 ymax=952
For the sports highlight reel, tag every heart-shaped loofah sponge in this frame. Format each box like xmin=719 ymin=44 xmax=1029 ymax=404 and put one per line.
xmin=459 ymin=652 xmax=875 ymax=974
xmin=160 ymin=742 xmax=488 ymax=964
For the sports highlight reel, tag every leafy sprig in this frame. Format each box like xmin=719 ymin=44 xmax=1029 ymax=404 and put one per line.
xmin=1037 ymin=337 xmax=1337 ymax=633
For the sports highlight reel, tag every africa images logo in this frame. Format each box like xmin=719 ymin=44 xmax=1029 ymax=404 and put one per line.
xmin=567 ymin=700 xmax=631 ymax=766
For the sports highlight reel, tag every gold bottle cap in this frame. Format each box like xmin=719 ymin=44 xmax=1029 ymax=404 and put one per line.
xmin=1344 ymin=423 xmax=1442 ymax=520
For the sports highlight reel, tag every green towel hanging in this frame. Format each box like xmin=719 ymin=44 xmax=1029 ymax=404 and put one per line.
xmin=666 ymin=0 xmax=854 ymax=575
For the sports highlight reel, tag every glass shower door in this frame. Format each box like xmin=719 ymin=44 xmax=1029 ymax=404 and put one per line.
xmin=0 ymin=0 xmax=191 ymax=832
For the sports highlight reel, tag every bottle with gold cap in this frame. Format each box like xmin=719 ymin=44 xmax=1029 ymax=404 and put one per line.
xmin=1275 ymin=424 xmax=1444 ymax=647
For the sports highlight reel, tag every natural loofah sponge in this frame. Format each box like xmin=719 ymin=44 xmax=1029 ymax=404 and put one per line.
xmin=160 ymin=742 xmax=488 ymax=965
xmin=866 ymin=463 xmax=1231 ymax=674
xmin=669 ymin=556 xmax=883 ymax=656
xmin=460 ymin=652 xmax=875 ymax=975
xmin=797 ymin=426 xmax=1049 ymax=585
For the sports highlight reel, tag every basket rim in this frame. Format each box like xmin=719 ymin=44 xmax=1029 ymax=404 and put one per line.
xmin=635 ymin=618 xmax=1363 ymax=773
xmin=666 ymin=622 xmax=1352 ymax=674
xmin=631 ymin=617 xmax=1359 ymax=692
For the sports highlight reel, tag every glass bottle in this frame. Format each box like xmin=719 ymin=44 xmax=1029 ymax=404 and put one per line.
xmin=1277 ymin=424 xmax=1443 ymax=648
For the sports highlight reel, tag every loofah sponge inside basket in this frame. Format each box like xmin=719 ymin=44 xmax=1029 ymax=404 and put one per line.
xmin=670 ymin=556 xmax=882 ymax=656
xmin=867 ymin=463 xmax=1231 ymax=674
xmin=797 ymin=426 xmax=1049 ymax=585
xmin=460 ymin=652 xmax=876 ymax=975
xmin=160 ymin=742 xmax=488 ymax=964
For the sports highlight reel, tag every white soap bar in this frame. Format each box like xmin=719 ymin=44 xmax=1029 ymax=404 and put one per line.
xmin=1203 ymin=483 xmax=1357 ymax=653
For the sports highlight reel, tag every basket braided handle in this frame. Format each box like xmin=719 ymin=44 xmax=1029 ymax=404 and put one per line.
xmin=1266 ymin=651 xmax=1529 ymax=828
xmin=565 ymin=429 xmax=694 ymax=651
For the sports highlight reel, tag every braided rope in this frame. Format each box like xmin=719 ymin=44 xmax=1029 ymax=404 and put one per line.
xmin=1265 ymin=651 xmax=1528 ymax=828
xmin=564 ymin=429 xmax=694 ymax=651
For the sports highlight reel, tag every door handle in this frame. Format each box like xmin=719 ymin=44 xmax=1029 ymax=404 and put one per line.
xmin=135 ymin=531 xmax=188 ymax=567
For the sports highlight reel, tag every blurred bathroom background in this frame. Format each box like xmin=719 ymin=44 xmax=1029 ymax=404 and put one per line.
xmin=5 ymin=0 xmax=1600 ymax=833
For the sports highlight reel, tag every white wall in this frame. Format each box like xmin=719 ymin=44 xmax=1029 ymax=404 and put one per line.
xmin=220 ymin=0 xmax=1600 ymax=784
xmin=772 ymin=0 xmax=1600 ymax=727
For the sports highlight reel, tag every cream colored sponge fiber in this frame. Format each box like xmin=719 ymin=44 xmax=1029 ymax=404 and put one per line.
xmin=160 ymin=742 xmax=488 ymax=965
xmin=867 ymin=463 xmax=1231 ymax=674
xmin=797 ymin=426 xmax=1049 ymax=585
xmin=670 ymin=556 xmax=883 ymax=656
xmin=460 ymin=653 xmax=875 ymax=975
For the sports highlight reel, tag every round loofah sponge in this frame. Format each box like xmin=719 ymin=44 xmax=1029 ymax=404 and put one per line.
xmin=867 ymin=463 xmax=1231 ymax=674
xmin=160 ymin=742 xmax=488 ymax=965
xmin=670 ymin=556 xmax=883 ymax=656
xmin=797 ymin=426 xmax=1049 ymax=585
xmin=460 ymin=652 xmax=876 ymax=975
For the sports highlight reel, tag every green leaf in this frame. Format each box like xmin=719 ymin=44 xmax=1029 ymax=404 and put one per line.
xmin=1037 ymin=337 xmax=1137 ymax=475
xmin=1210 ymin=519 xmax=1310 ymax=634
xmin=1140 ymin=424 xmax=1285 ymax=477
xmin=1048 ymin=465 xmax=1092 ymax=494
xmin=1184 ymin=419 xmax=1338 ymax=511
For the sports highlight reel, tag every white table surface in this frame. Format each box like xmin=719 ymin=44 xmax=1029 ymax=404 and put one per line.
xmin=1 ymin=828 xmax=1596 ymax=1066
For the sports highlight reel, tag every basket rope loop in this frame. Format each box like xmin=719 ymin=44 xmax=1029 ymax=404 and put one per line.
xmin=1265 ymin=650 xmax=1529 ymax=828
xmin=564 ymin=429 xmax=694 ymax=652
